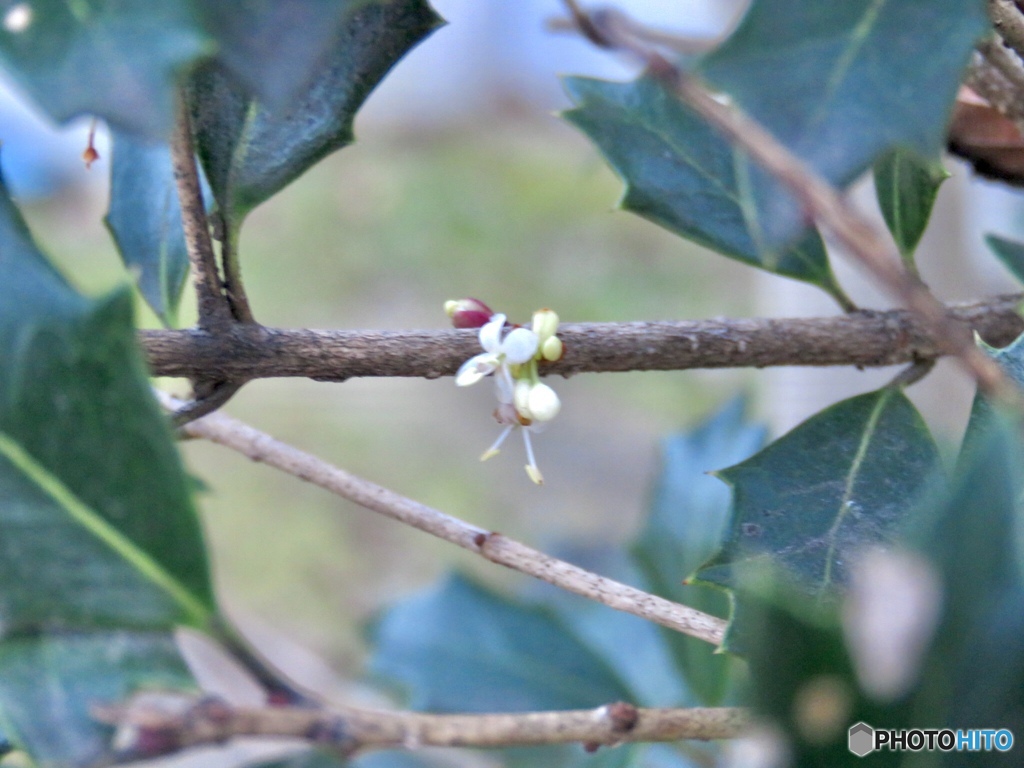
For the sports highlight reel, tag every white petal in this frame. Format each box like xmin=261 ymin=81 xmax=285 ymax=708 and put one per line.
xmin=500 ymin=327 xmax=539 ymax=364
xmin=455 ymin=353 xmax=498 ymax=386
xmin=494 ymin=366 xmax=515 ymax=404
xmin=478 ymin=314 xmax=506 ymax=351
xmin=527 ymin=382 xmax=560 ymax=421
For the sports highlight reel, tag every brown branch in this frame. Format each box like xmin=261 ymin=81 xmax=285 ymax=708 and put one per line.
xmin=94 ymin=695 xmax=747 ymax=757
xmin=560 ymin=2 xmax=1014 ymax=399
xmin=171 ymin=96 xmax=231 ymax=332
xmin=989 ymin=0 xmax=1024 ymax=59
xmin=158 ymin=392 xmax=727 ymax=647
xmin=139 ymin=296 xmax=1024 ymax=381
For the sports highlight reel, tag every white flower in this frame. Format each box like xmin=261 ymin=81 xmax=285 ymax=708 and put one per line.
xmin=455 ymin=314 xmax=538 ymax=387
xmin=452 ymin=306 xmax=563 ymax=485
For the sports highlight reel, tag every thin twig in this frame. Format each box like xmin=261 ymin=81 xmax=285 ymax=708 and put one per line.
xmin=138 ymin=295 xmax=1024 ymax=381
xmin=93 ymin=695 xmax=747 ymax=757
xmin=547 ymin=9 xmax=721 ymax=55
xmin=171 ymin=95 xmax=232 ymax=331
xmin=170 ymin=380 xmax=244 ymax=428
xmin=156 ymin=392 xmax=727 ymax=647
xmin=989 ymin=0 xmax=1024 ymax=59
xmin=560 ymin=2 xmax=1014 ymax=400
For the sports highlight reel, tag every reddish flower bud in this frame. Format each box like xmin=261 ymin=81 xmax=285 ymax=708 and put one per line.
xmin=444 ymin=297 xmax=494 ymax=328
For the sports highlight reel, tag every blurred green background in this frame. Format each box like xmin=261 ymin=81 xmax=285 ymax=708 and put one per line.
xmin=22 ymin=112 xmax=757 ymax=680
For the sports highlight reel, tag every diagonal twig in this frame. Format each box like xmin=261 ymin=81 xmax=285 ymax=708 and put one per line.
xmin=559 ymin=1 xmax=1014 ymax=400
xmin=156 ymin=392 xmax=728 ymax=647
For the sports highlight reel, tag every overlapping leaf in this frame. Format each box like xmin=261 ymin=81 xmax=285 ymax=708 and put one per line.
xmin=0 ymin=177 xmax=211 ymax=763
xmin=562 ymin=76 xmax=847 ymax=303
xmin=189 ymin=0 xmax=442 ymax=229
xmin=633 ymin=398 xmax=765 ymax=704
xmin=698 ymin=389 xmax=942 ymax=599
xmin=984 ymin=233 xmax=1024 ymax=285
xmin=368 ymin=573 xmax=632 ymax=713
xmin=0 ymin=0 xmax=208 ymax=137
xmin=105 ymin=130 xmax=195 ymax=326
xmin=874 ymin=150 xmax=948 ymax=265
xmin=696 ymin=0 xmax=987 ymax=247
xmin=194 ymin=0 xmax=369 ymax=111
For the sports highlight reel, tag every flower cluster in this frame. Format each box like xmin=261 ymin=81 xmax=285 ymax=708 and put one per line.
xmin=445 ymin=298 xmax=564 ymax=484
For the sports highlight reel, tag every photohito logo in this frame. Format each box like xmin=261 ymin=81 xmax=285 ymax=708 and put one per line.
xmin=848 ymin=722 xmax=1014 ymax=757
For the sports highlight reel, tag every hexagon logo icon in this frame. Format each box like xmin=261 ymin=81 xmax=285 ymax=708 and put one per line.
xmin=848 ymin=722 xmax=874 ymax=757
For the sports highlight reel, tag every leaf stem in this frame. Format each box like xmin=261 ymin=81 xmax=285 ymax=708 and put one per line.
xmin=171 ymin=95 xmax=231 ymax=332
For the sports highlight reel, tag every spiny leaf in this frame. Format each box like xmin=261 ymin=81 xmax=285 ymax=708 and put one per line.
xmin=0 ymin=177 xmax=210 ymax=763
xmin=367 ymin=573 xmax=633 ymax=713
xmin=105 ymin=130 xmax=194 ymax=326
xmin=698 ymin=389 xmax=942 ymax=599
xmin=0 ymin=0 xmax=209 ymax=137
xmin=873 ymin=150 xmax=949 ymax=265
xmin=697 ymin=0 xmax=987 ymax=247
xmin=562 ymin=76 xmax=849 ymax=305
xmin=633 ymin=398 xmax=766 ymax=704
xmin=189 ymin=0 xmax=442 ymax=229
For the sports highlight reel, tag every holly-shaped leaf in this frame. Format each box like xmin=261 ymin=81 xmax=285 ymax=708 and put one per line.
xmin=189 ymin=0 xmax=442 ymax=230
xmin=105 ymin=130 xmax=197 ymax=326
xmin=0 ymin=0 xmax=209 ymax=137
xmin=0 ymin=177 xmax=212 ymax=764
xmin=562 ymin=76 xmax=850 ymax=307
xmin=696 ymin=0 xmax=987 ymax=247
xmin=873 ymin=150 xmax=949 ymax=266
xmin=632 ymin=398 xmax=766 ymax=704
xmin=984 ymin=233 xmax=1024 ymax=286
xmin=698 ymin=389 xmax=942 ymax=599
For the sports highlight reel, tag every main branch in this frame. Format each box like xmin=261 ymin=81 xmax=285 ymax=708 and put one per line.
xmin=158 ymin=393 xmax=727 ymax=646
xmin=140 ymin=296 xmax=1024 ymax=381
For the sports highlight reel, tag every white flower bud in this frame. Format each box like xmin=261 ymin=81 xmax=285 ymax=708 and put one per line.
xmin=526 ymin=382 xmax=561 ymax=422
xmin=541 ymin=335 xmax=563 ymax=362
xmin=531 ymin=309 xmax=559 ymax=343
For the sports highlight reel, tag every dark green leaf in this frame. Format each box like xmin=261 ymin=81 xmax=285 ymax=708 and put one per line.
xmin=105 ymin=130 xmax=194 ymax=326
xmin=633 ymin=397 xmax=765 ymax=704
xmin=0 ymin=632 xmax=196 ymax=768
xmin=189 ymin=0 xmax=441 ymax=228
xmin=873 ymin=150 xmax=948 ymax=264
xmin=0 ymin=178 xmax=213 ymax=630
xmin=698 ymin=389 xmax=942 ymax=598
xmin=195 ymin=0 xmax=372 ymax=111
xmin=0 ymin=177 xmax=210 ymax=763
xmin=0 ymin=1 xmax=209 ymax=137
xmin=367 ymin=573 xmax=632 ymax=712
xmin=741 ymin=585 xmax=901 ymax=768
xmin=697 ymin=0 xmax=987 ymax=246
xmin=562 ymin=76 xmax=848 ymax=304
xmin=984 ymin=233 xmax=1024 ymax=286
xmin=908 ymin=410 xmax=1024 ymax=746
